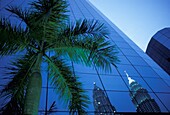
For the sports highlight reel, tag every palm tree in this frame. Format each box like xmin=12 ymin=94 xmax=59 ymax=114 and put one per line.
xmin=0 ymin=0 xmax=118 ymax=114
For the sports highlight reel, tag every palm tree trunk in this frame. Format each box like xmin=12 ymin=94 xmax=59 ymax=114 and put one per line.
xmin=24 ymin=53 xmax=43 ymax=115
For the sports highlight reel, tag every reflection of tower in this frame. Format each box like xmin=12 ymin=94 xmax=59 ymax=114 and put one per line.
xmin=93 ymin=82 xmax=116 ymax=115
xmin=124 ymin=71 xmax=161 ymax=112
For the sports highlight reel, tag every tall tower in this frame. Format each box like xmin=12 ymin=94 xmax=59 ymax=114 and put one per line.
xmin=124 ymin=71 xmax=161 ymax=112
xmin=93 ymin=82 xmax=116 ymax=115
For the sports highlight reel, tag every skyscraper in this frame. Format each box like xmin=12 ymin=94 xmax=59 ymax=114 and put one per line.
xmin=125 ymin=71 xmax=161 ymax=112
xmin=0 ymin=0 xmax=170 ymax=114
xmin=93 ymin=82 xmax=116 ymax=115
xmin=146 ymin=28 xmax=170 ymax=75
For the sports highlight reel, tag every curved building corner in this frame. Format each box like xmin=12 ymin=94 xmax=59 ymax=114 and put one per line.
xmin=146 ymin=28 xmax=170 ymax=75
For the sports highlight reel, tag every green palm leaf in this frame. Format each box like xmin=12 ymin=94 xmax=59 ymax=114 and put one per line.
xmin=0 ymin=18 xmax=28 ymax=56
xmin=48 ymin=19 xmax=118 ymax=72
xmin=5 ymin=6 xmax=31 ymax=27
xmin=68 ymin=78 xmax=90 ymax=115
xmin=29 ymin=0 xmax=68 ymax=41
xmin=30 ymin=0 xmax=68 ymax=22
xmin=0 ymin=52 xmax=36 ymax=114
xmin=63 ymin=19 xmax=108 ymax=39
xmin=45 ymin=55 xmax=90 ymax=114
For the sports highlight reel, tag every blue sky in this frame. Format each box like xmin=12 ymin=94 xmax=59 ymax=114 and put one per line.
xmin=89 ymin=0 xmax=170 ymax=51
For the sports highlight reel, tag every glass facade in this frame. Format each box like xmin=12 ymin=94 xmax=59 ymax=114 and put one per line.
xmin=0 ymin=0 xmax=170 ymax=114
xmin=146 ymin=28 xmax=170 ymax=75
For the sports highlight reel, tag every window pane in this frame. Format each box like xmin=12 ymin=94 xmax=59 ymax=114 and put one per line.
xmin=144 ymin=78 xmax=170 ymax=92
xmin=101 ymin=75 xmax=129 ymax=91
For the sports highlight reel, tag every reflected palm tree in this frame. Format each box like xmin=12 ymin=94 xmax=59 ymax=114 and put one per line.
xmin=0 ymin=0 xmax=118 ymax=114
xmin=46 ymin=101 xmax=57 ymax=115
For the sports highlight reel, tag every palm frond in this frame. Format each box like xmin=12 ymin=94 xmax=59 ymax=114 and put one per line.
xmin=68 ymin=78 xmax=90 ymax=115
xmin=0 ymin=52 xmax=36 ymax=114
xmin=31 ymin=0 xmax=69 ymax=45
xmin=64 ymin=19 xmax=109 ymax=39
xmin=47 ymin=101 xmax=57 ymax=114
xmin=47 ymin=19 xmax=119 ymax=72
xmin=5 ymin=0 xmax=68 ymax=42
xmin=5 ymin=5 xmax=45 ymax=42
xmin=5 ymin=6 xmax=31 ymax=27
xmin=45 ymin=55 xmax=90 ymax=114
xmin=0 ymin=18 xmax=29 ymax=56
xmin=63 ymin=19 xmax=119 ymax=72
xmin=30 ymin=0 xmax=68 ymax=23
xmin=47 ymin=46 xmax=91 ymax=67
xmin=89 ymin=38 xmax=119 ymax=72
xmin=47 ymin=19 xmax=108 ymax=48
xmin=4 ymin=5 xmax=47 ymax=51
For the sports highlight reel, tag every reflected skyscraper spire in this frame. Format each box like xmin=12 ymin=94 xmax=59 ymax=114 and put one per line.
xmin=93 ymin=82 xmax=116 ymax=115
xmin=124 ymin=71 xmax=161 ymax=112
xmin=124 ymin=71 xmax=135 ymax=84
